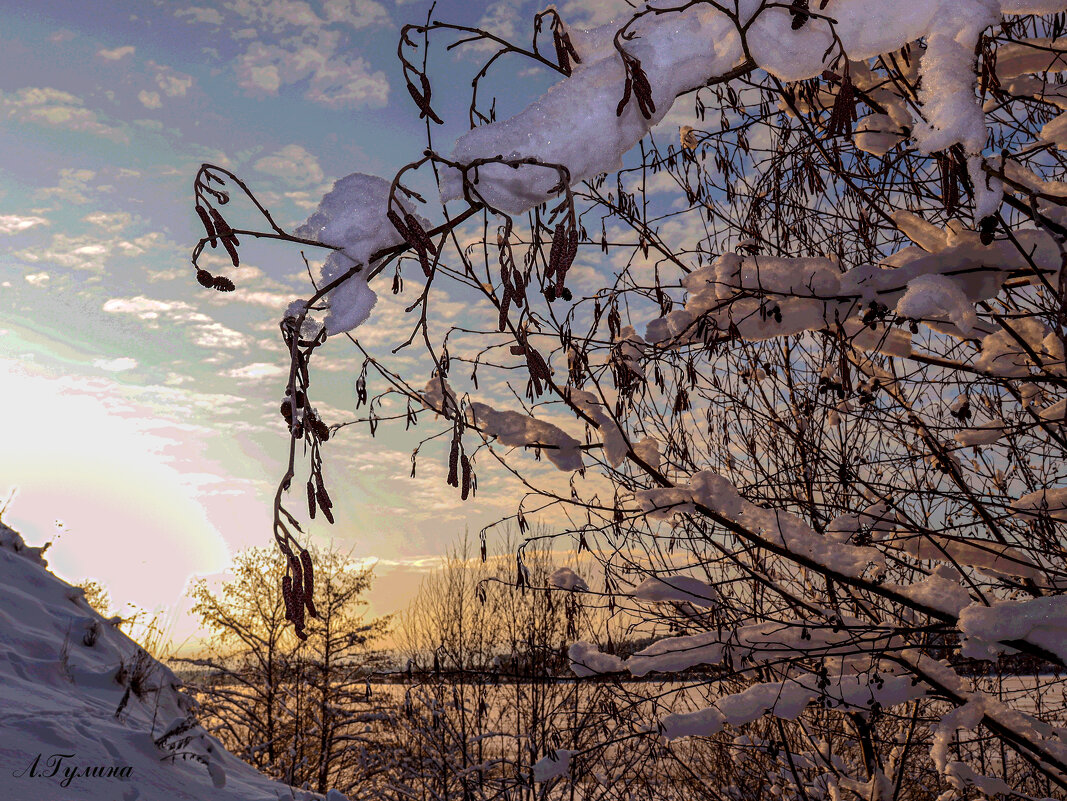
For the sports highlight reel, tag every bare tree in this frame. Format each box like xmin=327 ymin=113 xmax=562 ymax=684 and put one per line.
xmin=189 ymin=3 xmax=1067 ymax=798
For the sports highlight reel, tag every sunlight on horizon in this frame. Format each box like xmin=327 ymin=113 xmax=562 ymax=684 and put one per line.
xmin=0 ymin=358 xmax=232 ymax=617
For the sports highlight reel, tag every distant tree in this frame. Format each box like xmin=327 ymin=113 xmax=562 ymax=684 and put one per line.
xmin=181 ymin=546 xmax=389 ymax=793
xmin=392 ymin=530 xmax=614 ymax=801
xmin=298 ymin=547 xmax=391 ymax=795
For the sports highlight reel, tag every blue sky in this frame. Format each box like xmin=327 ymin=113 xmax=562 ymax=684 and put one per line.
xmin=0 ymin=0 xmax=655 ymax=640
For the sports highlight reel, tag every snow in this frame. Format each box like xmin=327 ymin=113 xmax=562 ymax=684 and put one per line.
xmin=930 ymin=699 xmax=1015 ymax=796
xmin=995 ymin=37 xmax=1067 ymax=78
xmin=888 ymin=530 xmax=1041 ymax=578
xmin=895 ymin=274 xmax=980 ymax=335
xmin=659 ymin=681 xmax=816 ymax=741
xmin=1039 ymin=398 xmax=1067 ymax=422
xmin=953 ymin=419 xmax=1007 ymax=446
xmin=296 ymin=174 xmax=429 ymax=336
xmin=437 ymin=1 xmax=1064 ymax=218
xmin=567 ymin=641 xmax=624 ymax=677
xmin=419 ymin=379 xmax=584 ymax=471
xmin=641 ymin=219 xmax=1057 ymax=349
xmin=825 ymin=501 xmax=899 ymax=543
xmin=889 ymin=564 xmax=973 ymax=616
xmin=567 ymin=389 xmax=627 ymax=467
xmin=1012 ymin=487 xmax=1067 ymax=523
xmin=626 ymin=629 xmax=725 ymax=678
xmin=631 ymin=436 xmax=661 ymax=471
xmin=853 ymin=114 xmax=905 ymax=156
xmin=613 ymin=325 xmax=647 ymax=379
xmin=635 ymin=470 xmax=886 ymax=581
xmin=911 ymin=0 xmax=1001 ymax=215
xmin=531 ymin=748 xmax=574 ymax=782
xmin=468 ymin=402 xmax=584 ymax=471
xmin=976 ymin=318 xmax=1065 ymax=376
xmin=630 ymin=574 xmax=717 ymax=608
xmin=959 ymin=596 xmax=1067 ymax=664
xmin=0 ymin=520 xmax=308 ymax=800
xmin=548 ymin=567 xmax=589 ymax=591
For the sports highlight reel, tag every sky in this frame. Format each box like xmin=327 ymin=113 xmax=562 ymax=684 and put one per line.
xmin=0 ymin=0 xmax=671 ymax=647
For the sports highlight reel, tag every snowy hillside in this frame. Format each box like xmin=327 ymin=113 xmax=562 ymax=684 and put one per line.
xmin=0 ymin=520 xmax=323 ymax=801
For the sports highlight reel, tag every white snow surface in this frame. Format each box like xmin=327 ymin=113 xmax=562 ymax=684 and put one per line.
xmin=887 ymin=530 xmax=1040 ymax=579
xmin=647 ymin=221 xmax=1058 ymax=349
xmin=953 ymin=419 xmax=1007 ymax=446
xmin=635 ymin=470 xmax=886 ymax=581
xmin=439 ymin=0 xmax=1067 ymax=216
xmin=0 ymin=521 xmax=310 ymax=801
xmin=659 ymin=681 xmax=816 ymax=741
xmin=895 ymin=274 xmax=980 ymax=335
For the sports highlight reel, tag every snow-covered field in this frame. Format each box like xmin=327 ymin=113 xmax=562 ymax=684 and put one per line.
xmin=0 ymin=520 xmax=340 ymax=801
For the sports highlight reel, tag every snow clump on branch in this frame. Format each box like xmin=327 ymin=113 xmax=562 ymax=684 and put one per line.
xmin=440 ymin=0 xmax=1067 ymax=217
xmin=296 ymin=173 xmax=429 ymax=336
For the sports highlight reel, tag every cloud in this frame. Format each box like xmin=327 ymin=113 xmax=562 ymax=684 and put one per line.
xmin=0 ymin=361 xmax=254 ymax=613
xmin=35 ymin=167 xmax=99 ymax=204
xmin=103 ymin=295 xmax=251 ymax=350
xmin=97 ymin=45 xmax=135 ymax=60
xmin=151 ymin=62 xmax=194 ymax=97
xmin=16 ymin=229 xmax=183 ymax=279
xmin=93 ymin=357 xmax=139 ymax=372
xmin=236 ymin=47 xmax=282 ymax=93
xmin=0 ymin=214 xmax=48 ymax=234
xmin=24 ymin=272 xmax=50 ymax=286
xmin=234 ymin=33 xmax=389 ymax=108
xmin=224 ymin=362 xmax=289 ymax=379
xmin=253 ymin=143 xmax=324 ymax=186
xmin=83 ymin=211 xmax=133 ymax=233
xmin=559 ymin=0 xmax=636 ymax=26
xmin=191 ymin=322 xmax=250 ymax=349
xmin=306 ymin=52 xmax=388 ymax=107
xmin=322 ymin=0 xmax=390 ymax=29
xmin=178 ymin=0 xmax=391 ymax=108
xmin=257 ymin=0 xmax=321 ymax=30
xmin=229 ymin=289 xmax=297 ymax=308
xmin=220 ymin=0 xmax=388 ymax=33
xmin=103 ymin=296 xmax=191 ymax=317
xmin=1 ymin=87 xmax=127 ymax=143
xmin=16 ymin=233 xmax=111 ymax=272
xmin=175 ymin=6 xmax=224 ymax=25
xmin=138 ymin=90 xmax=162 ymax=108
xmin=474 ymin=1 xmax=523 ymax=43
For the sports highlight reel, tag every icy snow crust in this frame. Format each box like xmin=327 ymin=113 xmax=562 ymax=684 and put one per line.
xmin=0 ymin=521 xmax=310 ymax=801
xmin=441 ymin=1 xmax=1067 ymax=217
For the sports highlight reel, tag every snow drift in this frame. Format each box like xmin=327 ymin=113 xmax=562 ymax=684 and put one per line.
xmin=0 ymin=520 xmax=333 ymax=801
